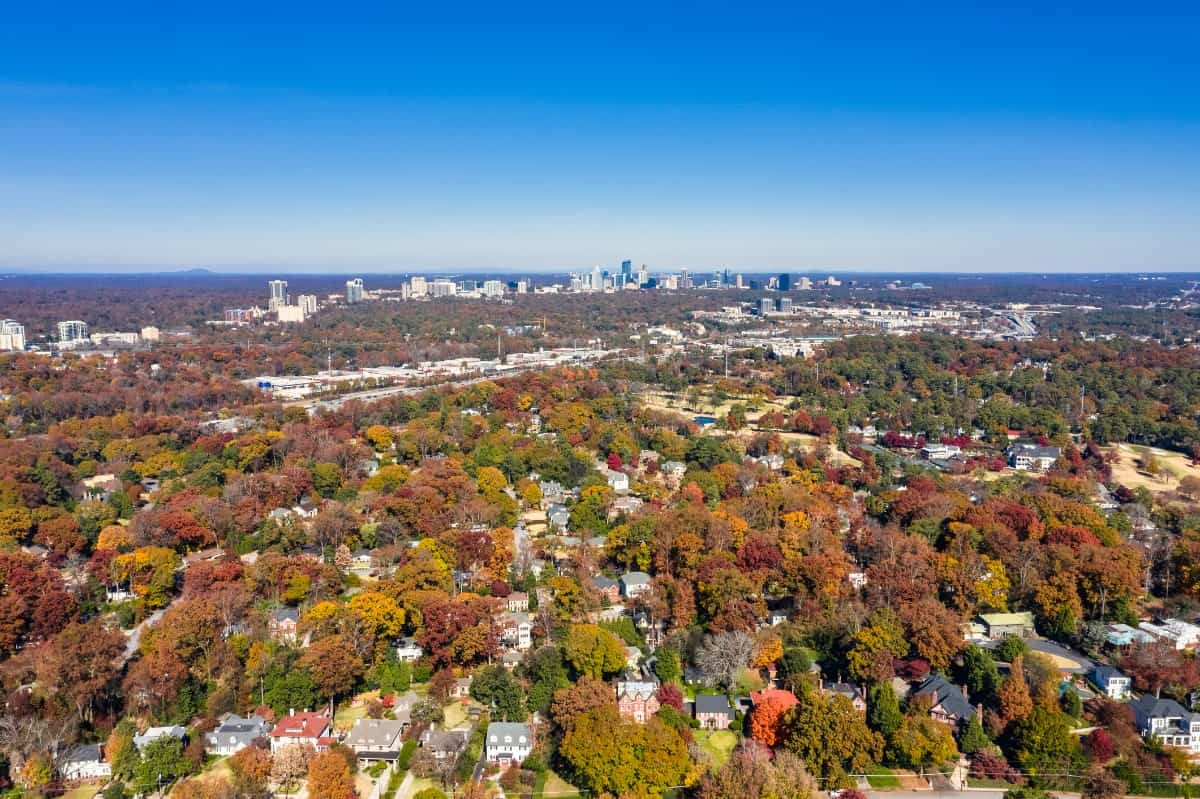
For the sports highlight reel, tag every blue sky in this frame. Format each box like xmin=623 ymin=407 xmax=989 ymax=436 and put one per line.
xmin=1 ymin=2 xmax=1197 ymax=273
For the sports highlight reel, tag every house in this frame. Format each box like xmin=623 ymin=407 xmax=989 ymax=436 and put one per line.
xmin=921 ymin=443 xmax=962 ymax=461
xmin=848 ymin=571 xmax=868 ymax=591
xmin=344 ymin=718 xmax=407 ymax=763
xmin=500 ymin=612 xmax=533 ymax=651
xmin=603 ymin=468 xmax=630 ymax=493
xmin=269 ymin=607 xmax=300 ymax=643
xmin=1132 ymin=695 xmax=1200 ymax=752
xmin=205 ymin=713 xmax=271 ymax=756
xmin=133 ymin=725 xmax=186 ymax=750
xmin=421 ymin=728 xmax=469 ymax=761
xmin=616 ymin=681 xmax=661 ymax=723
xmin=1006 ymin=443 xmax=1061 ymax=472
xmin=660 ymin=461 xmax=687 ymax=482
xmin=81 ymin=473 xmax=122 ymax=501
xmin=694 ymin=694 xmax=735 ymax=730
xmin=1139 ymin=618 xmax=1200 ymax=650
xmin=1105 ymin=623 xmax=1156 ymax=648
xmin=591 ymin=575 xmax=621 ymax=603
xmin=608 ymin=495 xmax=644 ymax=520
xmin=539 ymin=481 xmax=566 ymax=506
xmin=350 ymin=549 xmax=374 ymax=574
xmin=547 ymin=504 xmax=570 ymax=531
xmin=912 ymin=675 xmax=975 ymax=726
xmin=822 ymin=682 xmax=866 ymax=714
xmin=60 ymin=744 xmax=112 ymax=781
xmin=270 ymin=710 xmax=332 ymax=753
xmin=620 ymin=571 xmax=652 ymax=599
xmin=977 ymin=612 xmax=1036 ymax=640
xmin=485 ymin=722 xmax=533 ymax=765
xmin=183 ymin=547 xmax=225 ymax=570
xmin=396 ymin=637 xmax=424 ymax=662
xmin=504 ymin=592 xmax=529 ymax=613
xmin=451 ymin=676 xmax=473 ymax=701
xmin=1091 ymin=665 xmax=1132 ymax=700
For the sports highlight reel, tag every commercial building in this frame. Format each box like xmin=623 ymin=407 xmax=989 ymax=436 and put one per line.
xmin=268 ymin=280 xmax=289 ymax=311
xmin=297 ymin=294 xmax=318 ymax=315
xmin=0 ymin=320 xmax=25 ymax=351
xmin=57 ymin=320 xmax=89 ymax=344
xmin=409 ymin=276 xmax=428 ymax=297
xmin=345 ymin=278 xmax=365 ymax=304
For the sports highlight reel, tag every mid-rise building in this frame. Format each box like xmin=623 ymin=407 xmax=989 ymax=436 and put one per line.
xmin=268 ymin=280 xmax=289 ymax=311
xmin=140 ymin=326 xmax=160 ymax=342
xmin=758 ymin=298 xmax=773 ymax=316
xmin=297 ymin=294 xmax=318 ymax=315
xmin=482 ymin=280 xmax=505 ymax=298
xmin=409 ymin=276 xmax=428 ymax=298
xmin=345 ymin=278 xmax=365 ymax=304
xmin=777 ymin=297 xmax=792 ymax=313
xmin=430 ymin=279 xmax=457 ymax=297
xmin=0 ymin=320 xmax=25 ymax=352
xmin=57 ymin=320 xmax=89 ymax=344
xmin=277 ymin=305 xmax=307 ymax=324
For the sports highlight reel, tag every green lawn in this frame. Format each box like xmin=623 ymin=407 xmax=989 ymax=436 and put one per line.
xmin=61 ymin=783 xmax=105 ymax=799
xmin=538 ymin=770 xmax=581 ymax=798
xmin=697 ymin=730 xmax=738 ymax=768
xmin=865 ymin=767 xmax=900 ymax=789
xmin=399 ymin=776 xmax=435 ymax=799
xmin=442 ymin=699 xmax=469 ymax=729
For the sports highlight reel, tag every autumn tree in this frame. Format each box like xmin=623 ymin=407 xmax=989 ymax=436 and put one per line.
xmin=550 ymin=677 xmax=616 ymax=732
xmin=997 ymin=656 xmax=1034 ymax=727
xmin=750 ymin=693 xmax=796 ymax=747
xmin=37 ymin=620 xmax=126 ymax=722
xmin=307 ymin=750 xmax=356 ymax=799
xmin=563 ymin=623 xmax=626 ymax=679
xmin=782 ymin=692 xmax=884 ymax=786
xmin=227 ymin=746 xmax=272 ymax=799
xmin=847 ymin=609 xmax=908 ymax=683
xmin=298 ymin=634 xmax=365 ymax=707
xmin=559 ymin=706 xmax=689 ymax=799
xmin=271 ymin=743 xmax=314 ymax=792
xmin=891 ymin=713 xmax=958 ymax=775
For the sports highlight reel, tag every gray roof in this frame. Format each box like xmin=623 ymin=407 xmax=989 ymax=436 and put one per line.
xmin=344 ymin=718 xmax=407 ymax=748
xmin=694 ymin=694 xmax=734 ymax=716
xmin=486 ymin=722 xmax=532 ymax=742
xmin=423 ymin=729 xmax=469 ymax=752
xmin=621 ymin=571 xmax=651 ymax=586
xmin=272 ymin=607 xmax=300 ymax=622
xmin=1091 ymin=664 xmax=1127 ymax=684
xmin=914 ymin=675 xmax=975 ymax=721
xmin=63 ymin=743 xmax=103 ymax=763
xmin=592 ymin=575 xmax=619 ymax=590
xmin=1132 ymin=694 xmax=1196 ymax=728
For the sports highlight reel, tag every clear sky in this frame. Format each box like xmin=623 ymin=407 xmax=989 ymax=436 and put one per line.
xmin=1 ymin=2 xmax=1197 ymax=273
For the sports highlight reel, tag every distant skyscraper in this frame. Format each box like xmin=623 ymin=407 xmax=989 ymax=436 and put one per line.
xmin=637 ymin=265 xmax=648 ymax=287
xmin=57 ymin=320 xmax=89 ymax=343
xmin=777 ymin=297 xmax=792 ymax=313
xmin=268 ymin=280 xmax=288 ymax=310
xmin=758 ymin=298 xmax=773 ymax=315
xmin=482 ymin=280 xmax=504 ymax=297
xmin=591 ymin=265 xmax=602 ymax=292
xmin=778 ymin=273 xmax=792 ymax=291
xmin=410 ymin=276 xmax=428 ymax=297
xmin=298 ymin=294 xmax=318 ymax=314
xmin=620 ymin=259 xmax=632 ymax=280
xmin=0 ymin=320 xmax=25 ymax=352
xmin=345 ymin=278 xmax=365 ymax=304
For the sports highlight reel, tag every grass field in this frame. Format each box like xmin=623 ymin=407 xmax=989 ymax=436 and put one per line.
xmin=539 ymin=770 xmax=582 ymax=798
xmin=442 ymin=699 xmax=470 ymax=729
xmin=697 ymin=729 xmax=738 ymax=768
xmin=61 ymin=783 xmax=104 ymax=799
xmin=1107 ymin=443 xmax=1194 ymax=493
xmin=334 ymin=690 xmax=379 ymax=731
xmin=865 ymin=767 xmax=901 ymax=789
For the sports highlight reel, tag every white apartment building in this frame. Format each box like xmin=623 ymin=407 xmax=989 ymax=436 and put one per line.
xmin=0 ymin=320 xmax=25 ymax=352
xmin=345 ymin=278 xmax=365 ymax=303
xmin=57 ymin=320 xmax=89 ymax=343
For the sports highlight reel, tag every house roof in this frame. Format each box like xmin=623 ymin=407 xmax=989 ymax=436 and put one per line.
xmin=344 ymin=718 xmax=407 ymax=748
xmin=486 ymin=722 xmax=532 ymax=743
xmin=1132 ymin=694 xmax=1196 ymax=727
xmin=1091 ymin=664 xmax=1127 ymax=684
xmin=914 ymin=675 xmax=975 ymax=721
xmin=213 ymin=713 xmax=269 ymax=735
xmin=63 ymin=743 xmax=103 ymax=763
xmin=272 ymin=607 xmax=300 ymax=623
xmin=978 ymin=612 xmax=1034 ymax=628
xmin=271 ymin=711 xmax=330 ymax=739
xmin=617 ymin=681 xmax=658 ymax=700
xmin=694 ymin=694 xmax=734 ymax=715
xmin=621 ymin=571 xmax=651 ymax=586
xmin=592 ymin=575 xmax=619 ymax=590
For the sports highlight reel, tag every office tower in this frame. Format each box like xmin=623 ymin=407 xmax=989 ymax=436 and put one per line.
xmin=268 ymin=280 xmax=289 ymax=311
xmin=758 ymin=298 xmax=773 ymax=315
xmin=798 ymin=276 xmax=813 ymax=290
xmin=276 ymin=305 xmax=306 ymax=323
xmin=827 ymin=275 xmax=842 ymax=287
xmin=0 ymin=320 xmax=25 ymax=352
xmin=482 ymin=280 xmax=504 ymax=297
xmin=638 ymin=265 xmax=648 ymax=287
xmin=591 ymin=265 xmax=602 ymax=292
xmin=620 ymin=259 xmax=633 ymax=281
xmin=57 ymin=320 xmax=89 ymax=343
xmin=516 ymin=280 xmax=529 ymax=294
xmin=431 ymin=279 xmax=457 ymax=297
xmin=777 ymin=297 xmax=792 ymax=313
xmin=778 ymin=273 xmax=792 ymax=291
xmin=298 ymin=294 xmax=318 ymax=314
xmin=735 ymin=274 xmax=744 ymax=289
xmin=679 ymin=269 xmax=691 ymax=289
xmin=345 ymin=278 xmax=365 ymax=304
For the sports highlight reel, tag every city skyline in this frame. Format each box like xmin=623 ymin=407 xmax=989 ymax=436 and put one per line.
xmin=1 ymin=3 xmax=1198 ymax=273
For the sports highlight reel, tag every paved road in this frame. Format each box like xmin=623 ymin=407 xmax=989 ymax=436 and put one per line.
xmin=123 ymin=607 xmax=166 ymax=661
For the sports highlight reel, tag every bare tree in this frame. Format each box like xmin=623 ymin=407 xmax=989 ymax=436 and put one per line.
xmin=0 ymin=714 xmax=76 ymax=777
xmin=696 ymin=631 xmax=756 ymax=691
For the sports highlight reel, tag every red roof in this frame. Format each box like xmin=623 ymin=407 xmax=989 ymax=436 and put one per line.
xmin=270 ymin=711 xmax=331 ymax=739
xmin=750 ymin=689 xmax=798 ymax=709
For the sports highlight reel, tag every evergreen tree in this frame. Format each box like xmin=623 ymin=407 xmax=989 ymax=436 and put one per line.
xmin=868 ymin=682 xmax=903 ymax=738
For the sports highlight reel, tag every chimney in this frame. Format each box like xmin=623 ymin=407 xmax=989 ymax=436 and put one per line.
xmin=289 ymin=708 xmax=295 ymax=717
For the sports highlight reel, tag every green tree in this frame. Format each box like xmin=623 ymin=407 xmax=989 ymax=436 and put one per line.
xmin=782 ymin=692 xmax=884 ymax=787
xmin=654 ymin=647 xmax=681 ymax=684
xmin=564 ymin=624 xmax=626 ymax=679
xmin=958 ymin=645 xmax=1001 ymax=699
xmin=868 ymin=682 xmax=903 ymax=738
xmin=311 ymin=462 xmax=343 ymax=498
xmin=524 ymin=646 xmax=569 ymax=714
xmin=891 ymin=713 xmax=958 ymax=775
xmin=469 ymin=665 xmax=528 ymax=722
xmin=132 ymin=736 xmax=190 ymax=795
xmin=847 ymin=609 xmax=908 ymax=683
xmin=958 ymin=714 xmax=991 ymax=755
xmin=1009 ymin=706 xmax=1080 ymax=779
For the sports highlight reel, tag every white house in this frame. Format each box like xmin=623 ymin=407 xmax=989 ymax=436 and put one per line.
xmin=205 ymin=713 xmax=271 ymax=756
xmin=1091 ymin=665 xmax=1132 ymax=700
xmin=1132 ymin=695 xmax=1200 ymax=752
xmin=620 ymin=571 xmax=652 ymax=598
xmin=60 ymin=744 xmax=111 ymax=781
xmin=396 ymin=637 xmax=424 ymax=662
xmin=1139 ymin=618 xmax=1200 ymax=650
xmin=133 ymin=725 xmax=186 ymax=751
xmin=344 ymin=718 xmax=407 ymax=764
xmin=603 ymin=468 xmax=630 ymax=493
xmin=485 ymin=722 xmax=533 ymax=765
